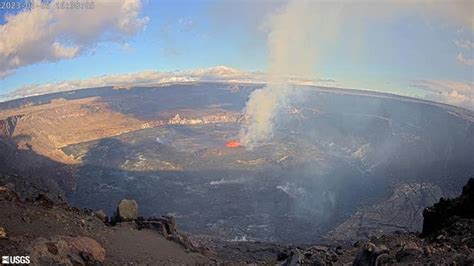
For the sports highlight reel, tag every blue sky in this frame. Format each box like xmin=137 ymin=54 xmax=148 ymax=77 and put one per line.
xmin=0 ymin=0 xmax=267 ymax=90
xmin=0 ymin=0 xmax=472 ymax=109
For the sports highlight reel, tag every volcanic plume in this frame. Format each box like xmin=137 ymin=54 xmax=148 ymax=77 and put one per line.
xmin=238 ymin=0 xmax=474 ymax=149
xmin=239 ymin=0 xmax=318 ymax=150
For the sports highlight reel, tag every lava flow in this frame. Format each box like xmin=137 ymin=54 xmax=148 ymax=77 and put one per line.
xmin=226 ymin=140 xmax=241 ymax=148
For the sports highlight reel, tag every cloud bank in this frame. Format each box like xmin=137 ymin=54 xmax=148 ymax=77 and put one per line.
xmin=1 ymin=66 xmax=341 ymax=102
xmin=1 ymin=66 xmax=472 ymax=111
xmin=411 ymin=79 xmax=473 ymax=110
xmin=457 ymin=53 xmax=474 ymax=66
xmin=0 ymin=0 xmax=148 ymax=77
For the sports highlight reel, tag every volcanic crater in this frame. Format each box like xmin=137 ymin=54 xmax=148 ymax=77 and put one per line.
xmin=1 ymin=82 xmax=473 ymax=243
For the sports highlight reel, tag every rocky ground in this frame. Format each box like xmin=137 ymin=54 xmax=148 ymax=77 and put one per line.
xmin=0 ymin=178 xmax=473 ymax=265
xmin=210 ymin=178 xmax=474 ymax=265
xmin=0 ymin=187 xmax=216 ymax=265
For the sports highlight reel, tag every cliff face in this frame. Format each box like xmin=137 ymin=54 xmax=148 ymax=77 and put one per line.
xmin=266 ymin=178 xmax=474 ymax=265
xmin=0 ymin=96 xmax=241 ymax=199
xmin=0 ymin=98 xmax=149 ymax=164
xmin=328 ymin=182 xmax=444 ymax=242
xmin=0 ymin=97 xmax=240 ymax=165
xmin=0 ymin=115 xmax=21 ymax=139
xmin=422 ymin=178 xmax=474 ymax=236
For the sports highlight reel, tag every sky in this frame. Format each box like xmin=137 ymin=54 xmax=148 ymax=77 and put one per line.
xmin=0 ymin=0 xmax=473 ymax=110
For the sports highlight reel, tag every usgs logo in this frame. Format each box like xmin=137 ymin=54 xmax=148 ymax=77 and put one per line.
xmin=1 ymin=256 xmax=30 ymax=265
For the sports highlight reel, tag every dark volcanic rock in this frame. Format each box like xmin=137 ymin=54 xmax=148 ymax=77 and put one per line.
xmin=395 ymin=242 xmax=422 ymax=263
xmin=422 ymin=178 xmax=474 ymax=236
xmin=135 ymin=215 xmax=214 ymax=256
xmin=0 ymin=186 xmax=20 ymax=202
xmin=281 ymin=249 xmax=304 ymax=265
xmin=30 ymin=193 xmax=57 ymax=208
xmin=94 ymin=210 xmax=108 ymax=223
xmin=1 ymin=174 xmax=473 ymax=264
xmin=353 ymin=242 xmax=389 ymax=266
xmin=136 ymin=215 xmax=177 ymax=238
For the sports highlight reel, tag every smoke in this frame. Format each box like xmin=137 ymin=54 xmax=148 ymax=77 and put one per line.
xmin=239 ymin=0 xmax=474 ymax=149
xmin=239 ymin=0 xmax=340 ymax=149
xmin=239 ymin=84 xmax=290 ymax=148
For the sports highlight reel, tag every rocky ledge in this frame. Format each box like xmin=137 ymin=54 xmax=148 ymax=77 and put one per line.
xmin=0 ymin=186 xmax=215 ymax=264
xmin=268 ymin=178 xmax=474 ymax=265
xmin=0 ymin=178 xmax=473 ymax=265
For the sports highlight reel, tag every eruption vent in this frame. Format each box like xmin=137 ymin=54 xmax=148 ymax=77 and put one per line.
xmin=239 ymin=0 xmax=317 ymax=150
xmin=226 ymin=140 xmax=241 ymax=148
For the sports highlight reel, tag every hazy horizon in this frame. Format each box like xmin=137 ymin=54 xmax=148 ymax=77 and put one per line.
xmin=0 ymin=0 xmax=472 ymax=111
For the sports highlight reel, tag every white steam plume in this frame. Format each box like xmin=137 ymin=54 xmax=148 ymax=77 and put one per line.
xmin=239 ymin=0 xmax=338 ymax=149
xmin=239 ymin=0 xmax=474 ymax=149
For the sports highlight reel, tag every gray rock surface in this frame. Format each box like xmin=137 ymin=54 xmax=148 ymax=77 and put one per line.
xmin=95 ymin=209 xmax=108 ymax=223
xmin=117 ymin=199 xmax=139 ymax=221
xmin=353 ymin=242 xmax=390 ymax=266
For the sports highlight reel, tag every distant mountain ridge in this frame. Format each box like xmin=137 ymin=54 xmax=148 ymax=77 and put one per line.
xmin=2 ymin=81 xmax=473 ymax=116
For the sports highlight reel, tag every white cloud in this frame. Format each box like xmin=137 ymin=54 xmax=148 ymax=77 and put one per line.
xmin=0 ymin=0 xmax=148 ymax=77
xmin=1 ymin=66 xmax=339 ymax=101
xmin=454 ymin=39 xmax=474 ymax=66
xmin=454 ymin=39 xmax=474 ymax=49
xmin=1 ymin=65 xmax=472 ymax=111
xmin=457 ymin=53 xmax=474 ymax=66
xmin=178 ymin=18 xmax=196 ymax=32
xmin=411 ymin=79 xmax=474 ymax=110
xmin=0 ymin=70 xmax=14 ymax=79
xmin=121 ymin=43 xmax=135 ymax=53
xmin=1 ymin=66 xmax=259 ymax=100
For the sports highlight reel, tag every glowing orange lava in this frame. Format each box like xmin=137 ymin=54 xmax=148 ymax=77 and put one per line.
xmin=226 ymin=140 xmax=241 ymax=148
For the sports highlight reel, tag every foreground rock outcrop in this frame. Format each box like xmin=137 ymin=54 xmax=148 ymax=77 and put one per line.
xmin=0 ymin=185 xmax=216 ymax=264
xmin=350 ymin=178 xmax=474 ymax=265
xmin=0 ymin=115 xmax=20 ymax=139
xmin=116 ymin=199 xmax=139 ymax=221
xmin=1 ymin=177 xmax=473 ymax=265
xmin=422 ymin=178 xmax=474 ymax=236
xmin=30 ymin=236 xmax=105 ymax=265
xmin=245 ymin=178 xmax=474 ymax=265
